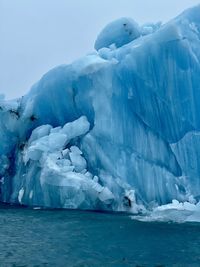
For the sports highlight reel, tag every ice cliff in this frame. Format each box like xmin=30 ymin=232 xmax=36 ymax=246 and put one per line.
xmin=1 ymin=5 xmax=200 ymax=215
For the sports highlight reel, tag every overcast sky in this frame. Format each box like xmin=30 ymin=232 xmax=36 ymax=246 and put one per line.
xmin=1 ymin=0 xmax=200 ymax=99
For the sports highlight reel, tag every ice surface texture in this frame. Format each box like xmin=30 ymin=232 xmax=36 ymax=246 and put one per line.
xmin=1 ymin=5 xmax=200 ymax=214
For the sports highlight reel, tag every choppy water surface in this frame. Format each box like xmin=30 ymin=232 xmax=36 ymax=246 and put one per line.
xmin=0 ymin=204 xmax=200 ymax=267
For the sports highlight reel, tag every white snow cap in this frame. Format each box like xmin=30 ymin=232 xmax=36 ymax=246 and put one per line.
xmin=95 ymin=17 xmax=140 ymax=51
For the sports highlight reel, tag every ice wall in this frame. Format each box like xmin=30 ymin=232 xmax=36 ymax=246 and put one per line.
xmin=1 ymin=5 xmax=200 ymax=212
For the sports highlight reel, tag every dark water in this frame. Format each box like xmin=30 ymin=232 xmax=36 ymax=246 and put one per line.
xmin=0 ymin=204 xmax=200 ymax=267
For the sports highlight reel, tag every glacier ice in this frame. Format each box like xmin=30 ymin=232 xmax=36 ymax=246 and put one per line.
xmin=94 ymin=18 xmax=140 ymax=51
xmin=1 ymin=5 xmax=200 ymax=217
xmin=9 ymin=117 xmax=115 ymax=209
xmin=132 ymin=199 xmax=200 ymax=223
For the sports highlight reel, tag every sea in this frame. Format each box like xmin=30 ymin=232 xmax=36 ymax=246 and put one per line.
xmin=0 ymin=203 xmax=200 ymax=267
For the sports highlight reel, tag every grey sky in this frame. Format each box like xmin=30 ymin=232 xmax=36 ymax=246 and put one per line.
xmin=1 ymin=0 xmax=200 ymax=99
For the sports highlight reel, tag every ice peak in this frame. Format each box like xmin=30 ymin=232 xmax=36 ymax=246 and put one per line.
xmin=94 ymin=17 xmax=140 ymax=51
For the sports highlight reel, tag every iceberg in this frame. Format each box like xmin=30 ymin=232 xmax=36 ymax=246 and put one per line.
xmin=1 ymin=5 xmax=200 ymax=217
xmin=132 ymin=199 xmax=200 ymax=223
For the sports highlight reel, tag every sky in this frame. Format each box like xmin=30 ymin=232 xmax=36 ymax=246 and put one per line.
xmin=0 ymin=0 xmax=200 ymax=99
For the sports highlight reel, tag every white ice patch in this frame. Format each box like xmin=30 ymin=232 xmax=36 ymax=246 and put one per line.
xmin=95 ymin=17 xmax=140 ymax=50
xmin=29 ymin=190 xmax=33 ymax=199
xmin=70 ymin=146 xmax=82 ymax=155
xmin=22 ymin=115 xmax=116 ymax=209
xmin=69 ymin=150 xmax=87 ymax=172
xmin=131 ymin=200 xmax=200 ymax=223
xmin=24 ymin=116 xmax=89 ymax=164
xmin=140 ymin=22 xmax=162 ymax=36
xmin=28 ymin=125 xmax=52 ymax=144
xmin=62 ymin=116 xmax=90 ymax=140
xmin=18 ymin=188 xmax=24 ymax=204
xmin=72 ymin=55 xmax=111 ymax=76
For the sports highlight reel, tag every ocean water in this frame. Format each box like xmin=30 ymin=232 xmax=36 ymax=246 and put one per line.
xmin=0 ymin=204 xmax=200 ymax=267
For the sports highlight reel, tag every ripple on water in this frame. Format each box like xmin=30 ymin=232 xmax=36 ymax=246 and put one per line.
xmin=0 ymin=204 xmax=200 ymax=266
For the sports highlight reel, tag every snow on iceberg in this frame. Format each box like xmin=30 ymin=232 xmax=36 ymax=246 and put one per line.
xmin=95 ymin=17 xmax=140 ymax=50
xmin=1 ymin=5 xmax=200 ymax=219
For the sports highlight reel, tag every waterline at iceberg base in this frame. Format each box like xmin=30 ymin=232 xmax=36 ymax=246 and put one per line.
xmin=1 ymin=5 xmax=200 ymax=221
